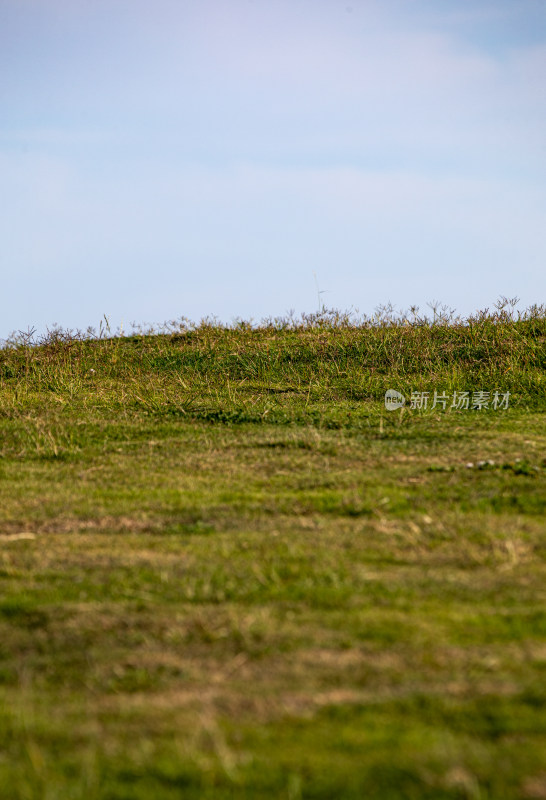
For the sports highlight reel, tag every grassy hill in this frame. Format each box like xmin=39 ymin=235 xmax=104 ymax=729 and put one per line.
xmin=0 ymin=302 xmax=545 ymax=798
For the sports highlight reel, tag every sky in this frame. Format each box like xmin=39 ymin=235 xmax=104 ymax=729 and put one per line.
xmin=1 ymin=0 xmax=545 ymax=339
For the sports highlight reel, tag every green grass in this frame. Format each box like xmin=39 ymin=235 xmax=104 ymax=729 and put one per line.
xmin=0 ymin=301 xmax=545 ymax=798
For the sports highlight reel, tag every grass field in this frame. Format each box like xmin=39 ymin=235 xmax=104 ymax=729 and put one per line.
xmin=0 ymin=301 xmax=545 ymax=799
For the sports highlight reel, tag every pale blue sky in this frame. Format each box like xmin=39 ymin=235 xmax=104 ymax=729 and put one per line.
xmin=1 ymin=0 xmax=545 ymax=339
